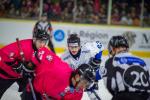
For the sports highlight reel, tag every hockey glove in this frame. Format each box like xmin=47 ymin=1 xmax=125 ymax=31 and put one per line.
xmin=95 ymin=51 xmax=102 ymax=61
xmin=21 ymin=61 xmax=35 ymax=78
xmin=89 ymin=57 xmax=101 ymax=71
xmin=5 ymin=60 xmax=23 ymax=73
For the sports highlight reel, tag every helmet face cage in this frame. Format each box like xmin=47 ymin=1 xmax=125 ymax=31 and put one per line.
xmin=35 ymin=30 xmax=49 ymax=41
xmin=77 ymin=64 xmax=95 ymax=84
xmin=108 ymin=36 xmax=129 ymax=55
xmin=79 ymin=73 xmax=95 ymax=88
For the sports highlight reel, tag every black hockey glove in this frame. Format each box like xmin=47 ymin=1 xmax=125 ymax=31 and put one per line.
xmin=89 ymin=57 xmax=101 ymax=71
xmin=5 ymin=60 xmax=23 ymax=73
xmin=20 ymin=61 xmax=35 ymax=78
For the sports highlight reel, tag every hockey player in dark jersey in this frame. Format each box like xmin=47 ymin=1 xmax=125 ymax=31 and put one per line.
xmin=101 ymin=35 xmax=150 ymax=100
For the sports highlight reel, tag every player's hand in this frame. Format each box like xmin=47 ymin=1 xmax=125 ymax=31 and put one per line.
xmin=95 ymin=51 xmax=102 ymax=60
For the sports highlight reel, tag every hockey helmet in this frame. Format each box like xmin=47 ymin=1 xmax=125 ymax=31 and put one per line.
xmin=67 ymin=34 xmax=80 ymax=46
xmin=77 ymin=64 xmax=95 ymax=83
xmin=34 ymin=29 xmax=49 ymax=41
xmin=108 ymin=35 xmax=129 ymax=54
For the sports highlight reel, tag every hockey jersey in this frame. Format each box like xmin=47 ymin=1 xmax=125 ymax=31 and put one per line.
xmin=33 ymin=47 xmax=83 ymax=99
xmin=0 ymin=39 xmax=39 ymax=79
xmin=101 ymin=52 xmax=150 ymax=95
xmin=61 ymin=41 xmax=104 ymax=70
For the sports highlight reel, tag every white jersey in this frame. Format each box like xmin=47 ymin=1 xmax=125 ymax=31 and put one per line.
xmin=61 ymin=48 xmax=94 ymax=70
xmin=61 ymin=41 xmax=104 ymax=70
xmin=61 ymin=41 xmax=104 ymax=100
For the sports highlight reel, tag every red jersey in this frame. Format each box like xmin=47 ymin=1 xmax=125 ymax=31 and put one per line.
xmin=0 ymin=39 xmax=38 ymax=79
xmin=33 ymin=47 xmax=83 ymax=100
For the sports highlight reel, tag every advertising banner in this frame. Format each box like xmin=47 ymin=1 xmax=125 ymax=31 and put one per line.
xmin=0 ymin=19 xmax=150 ymax=57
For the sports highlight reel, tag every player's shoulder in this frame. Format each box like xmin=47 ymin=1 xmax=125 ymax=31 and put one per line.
xmin=61 ymin=51 xmax=71 ymax=60
xmin=20 ymin=39 xmax=32 ymax=43
xmin=81 ymin=46 xmax=91 ymax=54
xmin=114 ymin=52 xmax=146 ymax=66
xmin=81 ymin=49 xmax=90 ymax=54
xmin=38 ymin=47 xmax=51 ymax=53
xmin=1 ymin=39 xmax=32 ymax=50
xmin=19 ymin=39 xmax=33 ymax=49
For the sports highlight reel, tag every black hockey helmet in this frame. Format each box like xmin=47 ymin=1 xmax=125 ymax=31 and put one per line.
xmin=77 ymin=64 xmax=95 ymax=83
xmin=108 ymin=35 xmax=129 ymax=54
xmin=67 ymin=34 xmax=80 ymax=46
xmin=34 ymin=29 xmax=49 ymax=41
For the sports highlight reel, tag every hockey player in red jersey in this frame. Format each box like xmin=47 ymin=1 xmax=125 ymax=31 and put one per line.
xmin=0 ymin=30 xmax=50 ymax=99
xmin=33 ymin=48 xmax=96 ymax=100
xmin=20 ymin=45 xmax=97 ymax=100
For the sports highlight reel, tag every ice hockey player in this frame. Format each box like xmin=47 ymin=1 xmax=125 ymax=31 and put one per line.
xmin=61 ymin=33 xmax=104 ymax=100
xmin=0 ymin=30 xmax=50 ymax=99
xmin=101 ymin=35 xmax=150 ymax=100
xmin=33 ymin=13 xmax=55 ymax=53
xmin=30 ymin=46 xmax=97 ymax=100
xmin=21 ymin=33 xmax=102 ymax=100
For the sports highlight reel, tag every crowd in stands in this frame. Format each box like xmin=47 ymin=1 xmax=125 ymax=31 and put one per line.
xmin=0 ymin=0 xmax=150 ymax=27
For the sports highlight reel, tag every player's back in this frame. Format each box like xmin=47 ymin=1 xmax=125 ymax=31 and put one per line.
xmin=103 ymin=52 xmax=150 ymax=94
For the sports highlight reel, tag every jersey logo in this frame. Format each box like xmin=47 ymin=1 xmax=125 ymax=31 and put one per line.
xmin=96 ymin=41 xmax=103 ymax=49
xmin=115 ymin=57 xmax=146 ymax=66
xmin=38 ymin=51 xmax=45 ymax=60
xmin=46 ymin=55 xmax=53 ymax=61
xmin=9 ymin=52 xmax=15 ymax=60
xmin=123 ymin=65 xmax=150 ymax=90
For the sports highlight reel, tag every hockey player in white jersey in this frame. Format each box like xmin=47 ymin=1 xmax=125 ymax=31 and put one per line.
xmin=61 ymin=34 xmax=104 ymax=100
xmin=100 ymin=35 xmax=150 ymax=100
xmin=61 ymin=34 xmax=104 ymax=70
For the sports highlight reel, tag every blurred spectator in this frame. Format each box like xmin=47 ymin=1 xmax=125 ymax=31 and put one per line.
xmin=61 ymin=1 xmax=73 ymax=21
xmin=0 ymin=0 xmax=150 ymax=27
xmin=52 ymin=2 xmax=61 ymax=20
xmin=8 ymin=4 xmax=16 ymax=17
xmin=99 ymin=4 xmax=107 ymax=24
xmin=91 ymin=13 xmax=100 ymax=24
xmin=132 ymin=16 xmax=140 ymax=26
xmin=111 ymin=8 xmax=120 ymax=25
xmin=93 ymin=0 xmax=100 ymax=14
xmin=120 ymin=13 xmax=133 ymax=25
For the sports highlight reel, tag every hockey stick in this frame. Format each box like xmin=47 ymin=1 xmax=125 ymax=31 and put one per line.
xmin=92 ymin=90 xmax=101 ymax=100
xmin=28 ymin=78 xmax=37 ymax=100
xmin=16 ymin=38 xmax=37 ymax=100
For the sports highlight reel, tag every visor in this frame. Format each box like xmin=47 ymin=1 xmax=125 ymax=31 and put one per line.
xmin=68 ymin=43 xmax=79 ymax=47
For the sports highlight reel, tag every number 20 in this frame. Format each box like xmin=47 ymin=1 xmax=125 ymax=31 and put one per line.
xmin=131 ymin=71 xmax=149 ymax=87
